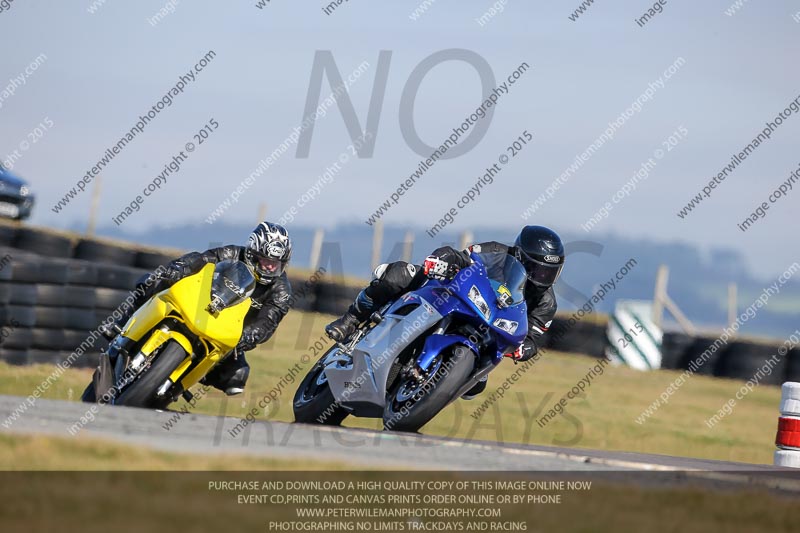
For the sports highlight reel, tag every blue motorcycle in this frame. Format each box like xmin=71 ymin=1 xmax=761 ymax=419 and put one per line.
xmin=293 ymin=250 xmax=528 ymax=432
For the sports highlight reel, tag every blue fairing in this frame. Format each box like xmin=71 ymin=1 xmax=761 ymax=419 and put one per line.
xmin=387 ymin=252 xmax=528 ymax=372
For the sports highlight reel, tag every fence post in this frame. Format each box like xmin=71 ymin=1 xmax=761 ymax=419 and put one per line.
xmin=86 ymin=175 xmax=103 ymax=236
xmin=728 ymin=283 xmax=738 ymax=337
xmin=371 ymin=219 xmax=384 ymax=271
xmin=458 ymin=230 xmax=473 ymax=251
xmin=308 ymin=228 xmax=324 ymax=271
xmin=401 ymin=231 xmax=414 ymax=263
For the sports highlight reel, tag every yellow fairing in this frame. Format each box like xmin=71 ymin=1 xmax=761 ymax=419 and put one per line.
xmin=121 ymin=263 xmax=251 ymax=390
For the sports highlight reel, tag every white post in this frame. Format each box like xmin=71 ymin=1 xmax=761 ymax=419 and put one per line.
xmin=401 ymin=231 xmax=414 ymax=263
xmin=308 ymin=228 xmax=324 ymax=271
xmin=371 ymin=219 xmax=384 ymax=271
xmin=728 ymin=283 xmax=738 ymax=336
xmin=86 ymin=174 xmax=102 ymax=236
xmin=458 ymin=230 xmax=473 ymax=251
xmin=652 ymin=265 xmax=669 ymax=328
xmin=663 ymin=294 xmax=697 ymax=336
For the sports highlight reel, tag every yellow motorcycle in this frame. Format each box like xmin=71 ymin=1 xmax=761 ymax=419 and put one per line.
xmin=81 ymin=260 xmax=255 ymax=409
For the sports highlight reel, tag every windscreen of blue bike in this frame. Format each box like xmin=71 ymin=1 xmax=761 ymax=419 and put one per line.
xmin=210 ymin=260 xmax=256 ymax=310
xmin=474 ymin=251 xmax=527 ymax=305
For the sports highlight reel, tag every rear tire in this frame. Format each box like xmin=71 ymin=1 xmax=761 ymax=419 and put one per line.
xmin=115 ymin=341 xmax=187 ymax=409
xmin=293 ymin=357 xmax=348 ymax=426
xmin=383 ymin=345 xmax=474 ymax=433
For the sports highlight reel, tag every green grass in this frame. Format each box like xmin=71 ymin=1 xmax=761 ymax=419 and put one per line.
xmin=0 ymin=310 xmax=783 ymax=465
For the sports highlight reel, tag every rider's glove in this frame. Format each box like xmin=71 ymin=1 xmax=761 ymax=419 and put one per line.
xmin=236 ymin=326 xmax=264 ymax=353
xmin=158 ymin=263 xmax=185 ymax=283
xmin=423 ymin=256 xmax=458 ymax=281
xmin=505 ymin=339 xmax=536 ymax=363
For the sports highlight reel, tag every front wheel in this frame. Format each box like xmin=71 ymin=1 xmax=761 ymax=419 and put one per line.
xmin=293 ymin=357 xmax=348 ymax=426
xmin=383 ymin=345 xmax=474 ymax=433
xmin=115 ymin=341 xmax=187 ymax=409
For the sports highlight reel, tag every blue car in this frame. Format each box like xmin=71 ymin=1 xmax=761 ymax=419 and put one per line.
xmin=0 ymin=166 xmax=34 ymax=220
xmin=294 ymin=250 xmax=528 ymax=432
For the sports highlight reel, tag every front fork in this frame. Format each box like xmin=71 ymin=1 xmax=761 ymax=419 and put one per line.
xmin=105 ymin=327 xmax=193 ymax=400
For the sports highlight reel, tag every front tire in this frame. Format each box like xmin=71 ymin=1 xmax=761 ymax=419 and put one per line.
xmin=115 ymin=341 xmax=187 ymax=409
xmin=383 ymin=345 xmax=474 ymax=433
xmin=293 ymin=358 xmax=348 ymax=426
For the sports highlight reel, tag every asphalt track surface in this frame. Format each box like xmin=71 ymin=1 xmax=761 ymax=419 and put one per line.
xmin=1 ymin=395 xmax=798 ymax=489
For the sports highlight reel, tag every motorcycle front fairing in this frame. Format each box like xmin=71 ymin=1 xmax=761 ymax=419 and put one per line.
xmin=412 ymin=253 xmax=528 ymax=372
xmin=323 ymin=253 xmax=528 ymax=414
xmin=117 ymin=262 xmax=253 ymax=393
xmin=323 ymin=293 xmax=444 ymax=415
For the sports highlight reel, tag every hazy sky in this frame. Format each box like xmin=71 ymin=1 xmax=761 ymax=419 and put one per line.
xmin=1 ymin=0 xmax=798 ymax=278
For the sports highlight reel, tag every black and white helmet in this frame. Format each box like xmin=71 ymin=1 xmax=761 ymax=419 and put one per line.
xmin=245 ymin=222 xmax=292 ymax=284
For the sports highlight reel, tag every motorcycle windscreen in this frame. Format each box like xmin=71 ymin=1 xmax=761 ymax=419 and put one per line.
xmin=474 ymin=251 xmax=527 ymax=304
xmin=166 ymin=263 xmax=253 ymax=349
xmin=210 ymin=260 xmax=257 ymax=309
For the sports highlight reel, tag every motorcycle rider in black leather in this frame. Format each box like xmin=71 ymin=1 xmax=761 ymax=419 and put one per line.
xmin=325 ymin=225 xmax=564 ymax=399
xmin=100 ymin=222 xmax=293 ymax=396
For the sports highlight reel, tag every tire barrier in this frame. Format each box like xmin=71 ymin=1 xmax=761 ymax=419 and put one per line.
xmin=0 ymin=224 xmax=17 ymax=246
xmin=0 ymin=223 xmax=178 ymax=269
xmin=74 ymin=239 xmax=138 ymax=267
xmin=312 ymin=280 xmax=360 ymax=316
xmin=543 ymin=310 xmax=794 ymax=383
xmin=775 ymin=382 xmax=800 ymax=468
xmin=285 ymin=275 xmax=321 ymax=312
xmin=716 ymin=341 xmax=787 ymax=386
xmin=0 ymin=239 xmax=147 ymax=368
xmin=12 ymin=228 xmax=73 ymax=258
xmin=660 ymin=332 xmax=695 ymax=370
xmin=659 ymin=332 xmax=795 ymax=383
xmin=543 ymin=319 xmax=608 ymax=359
xmin=134 ymin=250 xmax=174 ymax=271
xmin=679 ymin=336 xmax=726 ymax=376
xmin=784 ymin=347 xmax=800 ymax=383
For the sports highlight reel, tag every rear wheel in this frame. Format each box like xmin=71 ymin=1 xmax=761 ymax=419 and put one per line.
xmin=383 ymin=345 xmax=474 ymax=433
xmin=115 ymin=341 xmax=187 ymax=409
xmin=293 ymin=356 xmax=348 ymax=426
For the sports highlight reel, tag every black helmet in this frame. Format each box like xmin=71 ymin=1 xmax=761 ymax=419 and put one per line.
xmin=245 ymin=221 xmax=292 ymax=284
xmin=513 ymin=225 xmax=564 ymax=288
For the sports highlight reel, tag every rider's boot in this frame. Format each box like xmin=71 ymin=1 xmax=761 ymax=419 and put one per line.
xmin=325 ymin=289 xmax=374 ymax=342
xmin=201 ymin=351 xmax=250 ymax=396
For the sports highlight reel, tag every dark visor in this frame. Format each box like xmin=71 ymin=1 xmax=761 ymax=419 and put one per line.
xmin=519 ymin=251 xmax=562 ymax=286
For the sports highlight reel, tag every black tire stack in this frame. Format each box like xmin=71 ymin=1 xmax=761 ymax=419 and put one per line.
xmin=0 ymin=225 xmax=173 ymax=369
xmin=543 ymin=318 xmax=608 ymax=358
xmin=312 ymin=279 xmax=360 ymax=315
